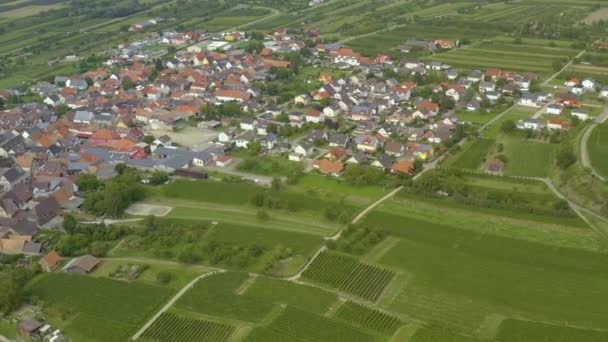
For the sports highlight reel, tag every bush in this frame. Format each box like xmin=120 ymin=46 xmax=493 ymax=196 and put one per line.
xmin=156 ymin=271 xmax=173 ymax=285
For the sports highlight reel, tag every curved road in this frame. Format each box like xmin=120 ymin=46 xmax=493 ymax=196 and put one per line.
xmin=579 ymin=105 xmax=608 ymax=182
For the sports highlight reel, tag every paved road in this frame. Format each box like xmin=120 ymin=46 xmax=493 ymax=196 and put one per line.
xmin=131 ymin=270 xmax=223 ymax=340
xmin=579 ymin=105 xmax=608 ymax=181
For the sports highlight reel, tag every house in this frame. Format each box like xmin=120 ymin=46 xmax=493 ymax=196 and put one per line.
xmin=391 ymin=160 xmax=413 ymax=174
xmin=546 ymin=104 xmax=563 ymax=115
xmin=17 ymin=319 xmax=43 ymax=338
xmin=582 ymin=78 xmax=596 ymax=89
xmin=294 ymin=94 xmax=311 ymax=105
xmin=571 ymin=108 xmax=590 ymax=121
xmin=293 ymin=141 xmax=314 ymax=157
xmin=34 ymin=197 xmax=62 ymax=225
xmin=517 ymin=118 xmax=540 ymax=130
xmin=600 ymin=86 xmax=608 ymax=98
xmin=305 ymin=109 xmax=324 ymax=123
xmin=312 ymin=159 xmax=344 ymax=176
xmin=385 ymin=141 xmax=405 ymax=157
xmin=547 ymin=119 xmax=570 ymax=131
xmin=62 ymin=254 xmax=99 ymax=274
xmin=289 ymin=153 xmax=305 ymax=162
xmin=215 ymin=155 xmax=232 ymax=167
xmin=40 ymin=251 xmax=61 ymax=272
xmin=235 ymin=131 xmax=256 ymax=149
xmin=519 ymin=92 xmax=545 ymax=107
xmin=329 ymin=133 xmax=349 ymax=147
xmin=354 ymin=135 xmax=379 ymax=153
xmin=486 ymin=159 xmax=505 ymax=174
xmin=372 ymin=154 xmax=393 ymax=170
xmin=240 ymin=118 xmax=257 ymax=131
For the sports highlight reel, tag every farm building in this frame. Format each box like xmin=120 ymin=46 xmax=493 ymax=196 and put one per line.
xmin=63 ymin=254 xmax=99 ymax=274
xmin=40 ymin=251 xmax=61 ymax=272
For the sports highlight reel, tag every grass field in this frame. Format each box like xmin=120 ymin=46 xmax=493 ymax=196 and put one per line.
xmin=26 ymin=274 xmax=171 ymax=342
xmin=446 ymin=138 xmax=495 ymax=170
xmin=140 ymin=312 xmax=236 ymax=342
xmin=483 ymin=106 xmax=536 ymax=138
xmin=361 ymin=208 xmax=608 ymax=335
xmin=302 ymin=251 xmax=395 ymax=302
xmin=588 ymin=123 xmax=608 ymax=179
xmin=245 ymin=306 xmax=377 ymax=342
xmin=502 ymin=138 xmax=556 ymax=177
xmin=176 ymin=272 xmax=337 ymax=322
xmin=496 ymin=318 xmax=608 ymax=342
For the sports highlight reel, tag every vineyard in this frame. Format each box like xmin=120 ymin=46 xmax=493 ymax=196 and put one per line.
xmin=140 ymin=312 xmax=235 ymax=342
xmin=334 ymin=301 xmax=403 ymax=336
xmin=302 ymin=251 xmax=395 ymax=302
xmin=496 ymin=319 xmax=608 ymax=342
xmin=410 ymin=327 xmax=480 ymax=342
xmin=245 ymin=306 xmax=376 ymax=342
xmin=26 ymin=274 xmax=171 ymax=342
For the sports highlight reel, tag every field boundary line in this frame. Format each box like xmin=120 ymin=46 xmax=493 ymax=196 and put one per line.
xmin=131 ymin=270 xmax=224 ymax=340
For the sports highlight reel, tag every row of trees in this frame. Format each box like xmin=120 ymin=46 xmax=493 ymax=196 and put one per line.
xmin=79 ymin=166 xmax=145 ymax=217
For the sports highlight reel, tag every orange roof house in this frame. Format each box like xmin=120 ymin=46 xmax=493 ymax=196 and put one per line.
xmin=313 ymin=159 xmax=345 ymax=176
xmin=264 ymin=59 xmax=291 ymax=68
xmin=391 ymin=160 xmax=414 ymax=174
xmin=319 ymin=73 xmax=333 ymax=83
xmin=40 ymin=251 xmax=61 ymax=272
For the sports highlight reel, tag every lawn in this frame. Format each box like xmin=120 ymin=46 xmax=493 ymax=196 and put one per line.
xmin=176 ymin=272 xmax=337 ymax=322
xmin=380 ymin=196 xmax=598 ymax=252
xmin=588 ymin=123 xmax=608 ymax=179
xmin=291 ymin=173 xmax=387 ymax=204
xmin=502 ymin=138 xmax=556 ymax=177
xmin=446 ymin=138 xmax=495 ymax=170
xmin=26 ymin=273 xmax=171 ymax=342
xmin=361 ymin=210 xmax=608 ymax=334
xmin=236 ymin=156 xmax=304 ymax=176
xmin=483 ymin=106 xmax=536 ymax=138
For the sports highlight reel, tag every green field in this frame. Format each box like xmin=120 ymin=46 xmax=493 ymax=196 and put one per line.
xmin=141 ymin=312 xmax=236 ymax=342
xmin=447 ymin=138 xmax=495 ymax=170
xmin=588 ymin=123 xmax=608 ymax=179
xmin=483 ymin=106 xmax=536 ymax=138
xmin=26 ymin=274 xmax=171 ymax=342
xmin=245 ymin=306 xmax=378 ymax=342
xmin=176 ymin=272 xmax=337 ymax=322
xmin=496 ymin=318 xmax=608 ymax=342
xmin=502 ymin=138 xmax=556 ymax=177
xmin=361 ymin=208 xmax=608 ymax=335
xmin=334 ymin=301 xmax=403 ymax=336
xmin=302 ymin=251 xmax=395 ymax=302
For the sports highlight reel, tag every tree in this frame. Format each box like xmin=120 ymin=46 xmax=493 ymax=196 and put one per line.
xmin=556 ymin=149 xmax=576 ymax=169
xmin=54 ymin=104 xmax=70 ymax=116
xmin=143 ymin=135 xmax=155 ymax=144
xmin=156 ymin=271 xmax=173 ymax=285
xmin=148 ymin=171 xmax=169 ymax=185
xmin=76 ymin=174 xmax=101 ymax=192
xmin=500 ymin=120 xmax=516 ymax=134
xmin=271 ymin=177 xmax=282 ymax=191
xmin=0 ymin=97 xmax=4 ymax=110
xmin=0 ymin=271 xmax=25 ymax=314
xmin=63 ymin=213 xmax=78 ymax=235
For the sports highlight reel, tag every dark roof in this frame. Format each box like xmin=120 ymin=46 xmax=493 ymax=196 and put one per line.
xmin=34 ymin=197 xmax=61 ymax=225
xmin=18 ymin=319 xmax=42 ymax=333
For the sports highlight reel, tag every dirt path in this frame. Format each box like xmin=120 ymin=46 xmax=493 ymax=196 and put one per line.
xmin=542 ymin=39 xmax=599 ymax=86
xmin=131 ymin=270 xmax=223 ymax=340
xmin=579 ymin=105 xmax=608 ymax=182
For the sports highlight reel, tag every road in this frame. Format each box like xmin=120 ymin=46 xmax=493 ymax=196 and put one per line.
xmin=131 ymin=270 xmax=224 ymax=340
xmin=542 ymin=39 xmax=600 ymax=87
xmin=579 ymin=105 xmax=608 ymax=182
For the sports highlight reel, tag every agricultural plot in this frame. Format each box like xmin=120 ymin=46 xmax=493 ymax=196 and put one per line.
xmin=334 ymin=301 xmax=403 ymax=336
xmin=362 ymin=209 xmax=608 ymax=335
xmin=410 ymin=326 xmax=479 ymax=342
xmin=446 ymin=138 xmax=495 ymax=170
xmin=140 ymin=312 xmax=235 ymax=342
xmin=496 ymin=318 xmax=608 ymax=342
xmin=502 ymin=138 xmax=556 ymax=177
xmin=176 ymin=272 xmax=337 ymax=322
xmin=428 ymin=40 xmax=577 ymax=76
xmin=244 ymin=276 xmax=337 ymax=314
xmin=588 ymin=123 xmax=608 ymax=179
xmin=302 ymin=251 xmax=395 ymax=302
xmin=245 ymin=306 xmax=376 ymax=342
xmin=26 ymin=274 xmax=171 ymax=342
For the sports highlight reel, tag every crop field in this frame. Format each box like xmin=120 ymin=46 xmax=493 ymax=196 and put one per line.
xmin=428 ymin=40 xmax=577 ymax=76
xmin=244 ymin=276 xmax=337 ymax=314
xmin=446 ymin=138 xmax=495 ymax=170
xmin=334 ymin=301 xmax=403 ymax=336
xmin=483 ymin=106 xmax=536 ymax=138
xmin=245 ymin=306 xmax=377 ymax=342
xmin=588 ymin=123 xmax=608 ymax=179
xmin=302 ymin=251 xmax=395 ymax=302
xmin=502 ymin=139 xmax=556 ymax=177
xmin=140 ymin=312 xmax=235 ymax=342
xmin=496 ymin=318 xmax=608 ymax=342
xmin=361 ymin=209 xmax=608 ymax=335
xmin=176 ymin=272 xmax=337 ymax=322
xmin=410 ymin=327 xmax=479 ymax=342
xmin=26 ymin=274 xmax=171 ymax=342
